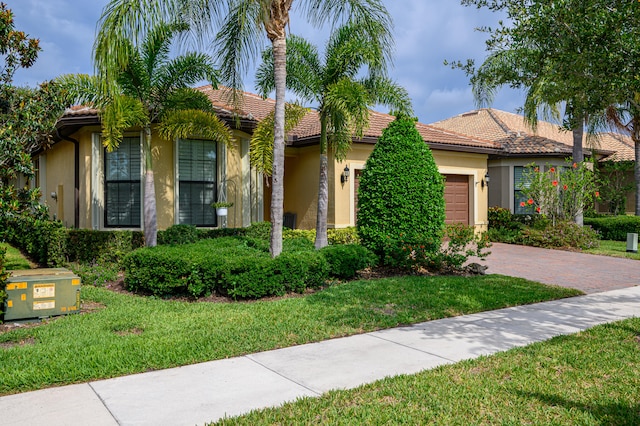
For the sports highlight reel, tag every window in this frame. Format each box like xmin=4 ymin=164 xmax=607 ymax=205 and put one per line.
xmin=178 ymin=139 xmax=217 ymax=227
xmin=104 ymin=137 xmax=141 ymax=227
xmin=514 ymin=166 xmax=535 ymax=214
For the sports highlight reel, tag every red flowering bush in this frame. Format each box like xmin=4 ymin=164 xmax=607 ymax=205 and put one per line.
xmin=520 ymin=160 xmax=597 ymax=225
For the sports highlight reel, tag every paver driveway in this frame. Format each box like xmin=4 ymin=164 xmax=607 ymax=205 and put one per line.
xmin=480 ymin=242 xmax=640 ymax=293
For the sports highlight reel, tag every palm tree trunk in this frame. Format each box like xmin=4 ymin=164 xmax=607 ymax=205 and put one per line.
xmin=315 ymin=113 xmax=329 ymax=249
xmin=572 ymin=124 xmax=584 ymax=226
xmin=269 ymin=35 xmax=287 ymax=257
xmin=143 ymin=126 xmax=157 ymax=247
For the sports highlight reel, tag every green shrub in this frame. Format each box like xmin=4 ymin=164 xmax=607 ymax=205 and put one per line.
xmin=122 ymin=237 xmax=329 ymax=299
xmin=320 ymin=244 xmax=377 ymax=279
xmin=283 ymin=236 xmax=315 ymax=252
xmin=283 ymin=229 xmax=315 ymax=243
xmin=428 ymin=224 xmax=491 ymax=272
xmin=158 ymin=224 xmax=199 ymax=245
xmin=521 ymin=221 xmax=600 ymax=250
xmin=244 ymin=222 xmax=272 ymax=240
xmin=488 ymin=206 xmax=522 ymax=231
xmin=6 ymin=218 xmax=67 ymax=267
xmin=197 ymin=227 xmax=246 ymax=239
xmin=327 ymin=227 xmax=360 ymax=245
xmin=0 ymin=246 xmax=7 ymax=322
xmin=274 ymin=251 xmax=329 ymax=293
xmin=584 ymin=216 xmax=640 ymax=241
xmin=357 ymin=117 xmax=445 ymax=266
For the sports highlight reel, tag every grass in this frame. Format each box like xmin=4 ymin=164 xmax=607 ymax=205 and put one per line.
xmin=0 ymin=275 xmax=581 ymax=396
xmin=212 ymin=318 xmax=640 ymax=425
xmin=585 ymin=240 xmax=640 ymax=260
xmin=0 ymin=243 xmax=33 ymax=270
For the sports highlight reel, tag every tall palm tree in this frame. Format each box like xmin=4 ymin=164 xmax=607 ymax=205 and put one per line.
xmin=255 ymin=21 xmax=412 ymax=248
xmin=62 ymin=21 xmax=232 ymax=246
xmin=95 ymin=0 xmax=393 ymax=257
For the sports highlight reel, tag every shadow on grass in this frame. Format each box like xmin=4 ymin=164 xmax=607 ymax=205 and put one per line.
xmin=516 ymin=391 xmax=640 ymax=425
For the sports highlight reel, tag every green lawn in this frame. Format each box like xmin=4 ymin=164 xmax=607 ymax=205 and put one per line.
xmin=585 ymin=240 xmax=640 ymax=260
xmin=211 ymin=318 xmax=640 ymax=425
xmin=0 ymin=275 xmax=580 ymax=395
xmin=0 ymin=243 xmax=33 ymax=270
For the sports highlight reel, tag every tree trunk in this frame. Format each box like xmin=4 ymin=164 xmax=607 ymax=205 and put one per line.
xmin=143 ymin=126 xmax=157 ymax=247
xmin=269 ymin=35 xmax=287 ymax=257
xmin=314 ymin=113 xmax=329 ymax=249
xmin=572 ymin=118 xmax=584 ymax=226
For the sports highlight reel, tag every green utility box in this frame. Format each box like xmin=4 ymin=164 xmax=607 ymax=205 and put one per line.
xmin=3 ymin=268 xmax=81 ymax=321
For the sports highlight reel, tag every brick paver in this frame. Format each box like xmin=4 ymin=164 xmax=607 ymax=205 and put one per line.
xmin=480 ymin=243 xmax=640 ymax=293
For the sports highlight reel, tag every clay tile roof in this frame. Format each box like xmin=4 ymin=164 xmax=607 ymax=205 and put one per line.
xmin=429 ymin=108 xmax=633 ymax=159
xmin=195 ymin=86 xmax=499 ymax=151
xmin=595 ymin=132 xmax=635 ymax=162
xmin=64 ymin=105 xmax=99 ymax=116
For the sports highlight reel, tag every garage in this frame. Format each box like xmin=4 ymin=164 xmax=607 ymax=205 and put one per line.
xmin=443 ymin=174 xmax=469 ymax=225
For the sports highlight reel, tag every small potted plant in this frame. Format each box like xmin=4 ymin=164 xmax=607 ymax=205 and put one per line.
xmin=211 ymin=201 xmax=233 ymax=216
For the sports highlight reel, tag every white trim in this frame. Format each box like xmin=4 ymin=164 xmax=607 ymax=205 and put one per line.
xmin=91 ymin=133 xmax=103 ymax=230
xmin=139 ymin=130 xmax=145 ymax=231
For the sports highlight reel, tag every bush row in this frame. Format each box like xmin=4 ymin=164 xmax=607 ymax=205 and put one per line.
xmin=2 ymin=217 xmax=359 ymax=268
xmin=123 ymin=237 xmax=376 ymax=299
xmin=1 ymin=216 xmax=145 ymax=267
xmin=584 ymin=216 xmax=640 ymax=241
xmin=488 ymin=206 xmax=600 ymax=249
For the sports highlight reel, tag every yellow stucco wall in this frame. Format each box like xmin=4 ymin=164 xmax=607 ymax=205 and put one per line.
xmin=40 ymin=125 xmax=246 ymax=231
xmin=283 ymin=142 xmax=489 ymax=233
xmin=41 ymin=140 xmax=75 ymax=227
xmin=283 ymin=146 xmax=320 ymax=230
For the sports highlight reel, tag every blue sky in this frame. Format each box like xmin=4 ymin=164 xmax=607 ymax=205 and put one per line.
xmin=10 ymin=0 xmax=525 ymax=124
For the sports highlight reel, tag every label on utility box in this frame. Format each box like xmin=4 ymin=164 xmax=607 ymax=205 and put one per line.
xmin=33 ymin=283 xmax=55 ymax=299
xmin=33 ymin=300 xmax=55 ymax=310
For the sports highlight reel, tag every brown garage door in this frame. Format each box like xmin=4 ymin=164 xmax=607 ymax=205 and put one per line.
xmin=444 ymin=174 xmax=469 ymax=224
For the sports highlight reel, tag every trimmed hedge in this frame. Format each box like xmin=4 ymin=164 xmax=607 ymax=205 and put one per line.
xmin=356 ymin=117 xmax=445 ymax=265
xmin=320 ymin=244 xmax=377 ymax=279
xmin=584 ymin=216 xmax=640 ymax=241
xmin=122 ymin=237 xmax=331 ymax=299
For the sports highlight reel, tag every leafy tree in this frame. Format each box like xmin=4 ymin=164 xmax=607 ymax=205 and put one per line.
xmin=63 ymin=21 xmax=232 ymax=247
xmin=459 ymin=0 xmax=640 ymax=216
xmin=95 ymin=0 xmax=393 ymax=257
xmin=0 ymin=4 xmax=64 ymax=231
xmin=255 ymin=21 xmax=412 ymax=249
xmin=0 ymin=2 xmax=39 ymax=85
xmin=596 ymin=160 xmax=635 ymax=216
xmin=357 ymin=116 xmax=445 ymax=266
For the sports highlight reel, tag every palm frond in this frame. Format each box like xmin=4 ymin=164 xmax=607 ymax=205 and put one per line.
xmin=162 ymin=88 xmax=216 ymax=116
xmin=303 ymin=0 xmax=393 ymax=64
xmin=54 ymin=74 xmax=105 ymax=108
xmin=101 ymin=95 xmax=148 ymax=151
xmin=154 ymin=52 xmax=219 ymax=93
xmin=158 ymin=109 xmax=233 ymax=148
xmin=361 ymin=75 xmax=413 ymax=117
xmin=250 ymin=103 xmax=308 ymax=176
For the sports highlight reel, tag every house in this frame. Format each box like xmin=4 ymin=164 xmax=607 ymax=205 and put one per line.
xmin=430 ymin=108 xmax=636 ymax=215
xmin=34 ymin=86 xmax=497 ymax=234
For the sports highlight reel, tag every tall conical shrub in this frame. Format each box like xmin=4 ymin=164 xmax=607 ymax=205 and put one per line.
xmin=357 ymin=116 xmax=445 ymax=266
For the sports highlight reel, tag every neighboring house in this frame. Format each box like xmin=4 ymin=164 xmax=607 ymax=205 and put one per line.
xmin=35 ymin=86 xmax=497 ymax=233
xmin=430 ymin=108 xmax=636 ymax=215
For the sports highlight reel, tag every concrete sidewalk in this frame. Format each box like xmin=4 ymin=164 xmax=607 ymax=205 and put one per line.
xmin=1 ymin=285 xmax=639 ymax=426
